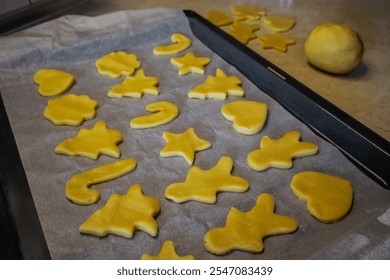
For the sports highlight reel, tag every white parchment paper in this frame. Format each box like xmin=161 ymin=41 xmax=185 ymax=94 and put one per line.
xmin=0 ymin=8 xmax=389 ymax=259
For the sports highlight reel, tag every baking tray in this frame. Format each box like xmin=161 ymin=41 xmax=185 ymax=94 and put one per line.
xmin=0 ymin=10 xmax=389 ymax=260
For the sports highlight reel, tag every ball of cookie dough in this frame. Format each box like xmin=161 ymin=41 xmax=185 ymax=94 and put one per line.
xmin=304 ymin=23 xmax=364 ymax=74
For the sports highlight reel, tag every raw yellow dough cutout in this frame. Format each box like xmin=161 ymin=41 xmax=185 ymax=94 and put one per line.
xmin=231 ymin=4 xmax=266 ymax=21
xmin=170 ymin=52 xmax=211 ymax=75
xmin=221 ymin=100 xmax=268 ymax=135
xmin=55 ymin=120 xmax=122 ymax=160
xmin=206 ymin=11 xmax=232 ymax=27
xmin=44 ymin=93 xmax=98 ymax=126
xmin=153 ymin=33 xmax=191 ymax=55
xmin=160 ymin=127 xmax=211 ymax=165
xmin=65 ymin=158 xmax=137 ymax=205
xmin=188 ymin=68 xmax=244 ymax=100
xmin=262 ymin=15 xmax=296 ymax=33
xmin=108 ymin=70 xmax=159 ymax=98
xmin=130 ymin=101 xmax=179 ymax=129
xmin=259 ymin=33 xmax=295 ymax=52
xmin=141 ymin=240 xmax=195 ymax=260
xmin=204 ymin=193 xmax=298 ymax=255
xmin=229 ymin=21 xmax=260 ymax=44
xmin=95 ymin=51 xmax=141 ymax=78
xmin=290 ymin=171 xmax=353 ymax=223
xmin=79 ymin=184 xmax=160 ymax=238
xmin=34 ymin=69 xmax=75 ymax=97
xmin=247 ymin=130 xmax=318 ymax=171
xmin=165 ymin=156 xmax=249 ymax=204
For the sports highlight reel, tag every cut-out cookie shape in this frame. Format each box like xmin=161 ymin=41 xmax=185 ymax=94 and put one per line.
xmin=130 ymin=101 xmax=179 ymax=129
xmin=229 ymin=21 xmax=260 ymax=44
xmin=55 ymin=120 xmax=122 ymax=160
xmin=153 ymin=33 xmax=191 ymax=55
xmin=141 ymin=240 xmax=195 ymax=260
xmin=188 ymin=68 xmax=244 ymax=100
xmin=262 ymin=15 xmax=296 ymax=33
xmin=170 ymin=52 xmax=211 ymax=75
xmin=206 ymin=11 xmax=232 ymax=27
xmin=79 ymin=184 xmax=160 ymax=238
xmin=204 ymin=193 xmax=298 ymax=255
xmin=165 ymin=156 xmax=249 ymax=204
xmin=66 ymin=158 xmax=137 ymax=205
xmin=95 ymin=51 xmax=141 ymax=78
xmin=221 ymin=100 xmax=268 ymax=135
xmin=231 ymin=4 xmax=266 ymax=21
xmin=160 ymin=127 xmax=211 ymax=165
xmin=34 ymin=69 xmax=75 ymax=97
xmin=248 ymin=130 xmax=318 ymax=171
xmin=44 ymin=93 xmax=98 ymax=126
xmin=108 ymin=70 xmax=159 ymax=98
xmin=290 ymin=171 xmax=353 ymax=223
xmin=259 ymin=33 xmax=295 ymax=52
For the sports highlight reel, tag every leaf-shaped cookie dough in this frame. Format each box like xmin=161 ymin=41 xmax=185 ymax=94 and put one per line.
xmin=204 ymin=193 xmax=298 ymax=255
xmin=130 ymin=101 xmax=179 ymax=129
xmin=34 ymin=69 xmax=75 ymax=97
xmin=141 ymin=240 xmax=195 ymax=260
xmin=247 ymin=130 xmax=318 ymax=171
xmin=170 ymin=52 xmax=211 ymax=75
xmin=80 ymin=184 xmax=160 ymax=238
xmin=259 ymin=33 xmax=295 ymax=52
xmin=165 ymin=156 xmax=249 ymax=204
xmin=153 ymin=33 xmax=191 ymax=55
xmin=95 ymin=51 xmax=141 ymax=78
xmin=290 ymin=171 xmax=353 ymax=223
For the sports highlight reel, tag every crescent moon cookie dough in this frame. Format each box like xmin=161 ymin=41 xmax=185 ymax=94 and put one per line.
xmin=65 ymin=158 xmax=137 ymax=205
xmin=204 ymin=193 xmax=298 ymax=255
xmin=247 ymin=130 xmax=318 ymax=171
xmin=55 ymin=120 xmax=122 ymax=160
xmin=153 ymin=33 xmax=191 ymax=55
xmin=262 ymin=15 xmax=296 ymax=33
xmin=95 ymin=51 xmax=141 ymax=78
xmin=231 ymin=4 xmax=266 ymax=21
xmin=259 ymin=33 xmax=296 ymax=53
xmin=290 ymin=171 xmax=353 ymax=223
xmin=221 ymin=100 xmax=268 ymax=135
xmin=44 ymin=93 xmax=98 ymax=126
xmin=228 ymin=21 xmax=260 ymax=44
xmin=108 ymin=70 xmax=159 ymax=98
xmin=34 ymin=69 xmax=75 ymax=97
xmin=141 ymin=240 xmax=195 ymax=260
xmin=188 ymin=68 xmax=244 ymax=100
xmin=206 ymin=11 xmax=232 ymax=27
xmin=130 ymin=101 xmax=179 ymax=129
xmin=79 ymin=184 xmax=160 ymax=238
xmin=165 ymin=156 xmax=249 ymax=204
xmin=170 ymin=52 xmax=211 ymax=76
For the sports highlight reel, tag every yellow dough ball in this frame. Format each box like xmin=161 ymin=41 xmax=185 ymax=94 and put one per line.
xmin=304 ymin=23 xmax=364 ymax=74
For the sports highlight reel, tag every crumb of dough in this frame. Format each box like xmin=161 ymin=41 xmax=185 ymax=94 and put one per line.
xmin=231 ymin=4 xmax=266 ymax=21
xmin=247 ymin=130 xmax=318 ymax=171
xmin=170 ymin=52 xmax=211 ymax=75
xmin=55 ymin=120 xmax=122 ymax=160
xmin=229 ymin=21 xmax=260 ymax=44
xmin=262 ymin=15 xmax=296 ymax=33
xmin=95 ymin=51 xmax=141 ymax=78
xmin=130 ymin=101 xmax=179 ymax=129
xmin=188 ymin=68 xmax=244 ymax=100
xmin=221 ymin=100 xmax=267 ymax=135
xmin=160 ymin=127 xmax=211 ymax=165
xmin=153 ymin=33 xmax=191 ymax=55
xmin=79 ymin=184 xmax=160 ymax=238
xmin=44 ymin=93 xmax=98 ymax=126
xmin=204 ymin=193 xmax=298 ymax=255
xmin=290 ymin=171 xmax=353 ymax=223
xmin=259 ymin=33 xmax=295 ymax=52
xmin=108 ymin=70 xmax=158 ymax=98
xmin=65 ymin=158 xmax=137 ymax=205
xmin=165 ymin=156 xmax=249 ymax=204
xmin=141 ymin=240 xmax=195 ymax=260
xmin=206 ymin=11 xmax=232 ymax=27
xmin=34 ymin=69 xmax=75 ymax=97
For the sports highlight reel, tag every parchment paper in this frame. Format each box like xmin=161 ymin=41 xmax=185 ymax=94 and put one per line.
xmin=0 ymin=8 xmax=389 ymax=260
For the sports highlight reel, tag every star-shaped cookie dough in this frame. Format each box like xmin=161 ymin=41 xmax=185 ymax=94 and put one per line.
xmin=108 ymin=70 xmax=159 ymax=98
xmin=259 ymin=33 xmax=295 ymax=52
xmin=188 ymin=68 xmax=244 ymax=100
xmin=170 ymin=52 xmax=211 ymax=75
xmin=206 ymin=11 xmax=232 ymax=27
xmin=247 ymin=130 xmax=318 ymax=171
xmin=229 ymin=21 xmax=260 ymax=44
xmin=160 ymin=127 xmax=211 ymax=165
xmin=204 ymin=193 xmax=298 ymax=255
xmin=141 ymin=240 xmax=195 ymax=260
xmin=231 ymin=4 xmax=266 ymax=21
xmin=55 ymin=120 xmax=122 ymax=160
xmin=95 ymin=51 xmax=141 ymax=78
xmin=79 ymin=184 xmax=160 ymax=238
xmin=165 ymin=156 xmax=249 ymax=204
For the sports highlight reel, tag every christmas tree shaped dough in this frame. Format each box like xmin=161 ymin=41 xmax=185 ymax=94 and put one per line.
xmin=96 ymin=51 xmax=141 ymax=78
xmin=229 ymin=21 xmax=260 ymax=44
xmin=231 ymin=4 xmax=266 ymax=21
xmin=170 ymin=52 xmax=211 ymax=75
xmin=206 ymin=11 xmax=232 ymax=27
xmin=153 ymin=33 xmax=191 ymax=55
xmin=262 ymin=15 xmax=296 ymax=33
xmin=260 ymin=33 xmax=295 ymax=52
xmin=130 ymin=101 xmax=179 ymax=129
xmin=141 ymin=240 xmax=195 ymax=260
xmin=34 ymin=69 xmax=75 ymax=97
xmin=108 ymin=70 xmax=158 ymax=98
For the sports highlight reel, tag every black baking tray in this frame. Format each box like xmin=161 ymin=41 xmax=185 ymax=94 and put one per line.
xmin=0 ymin=9 xmax=389 ymax=260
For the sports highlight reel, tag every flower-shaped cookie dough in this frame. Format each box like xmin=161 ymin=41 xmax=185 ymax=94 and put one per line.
xmin=44 ymin=93 xmax=98 ymax=126
xmin=34 ymin=69 xmax=75 ymax=97
xmin=170 ymin=52 xmax=211 ymax=75
xmin=95 ymin=51 xmax=141 ymax=78
xmin=141 ymin=240 xmax=195 ymax=260
xmin=259 ymin=33 xmax=295 ymax=52
xmin=153 ymin=33 xmax=191 ymax=55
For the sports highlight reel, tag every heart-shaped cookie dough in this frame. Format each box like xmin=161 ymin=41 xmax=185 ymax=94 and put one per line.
xmin=290 ymin=171 xmax=353 ymax=223
xmin=34 ymin=69 xmax=75 ymax=97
